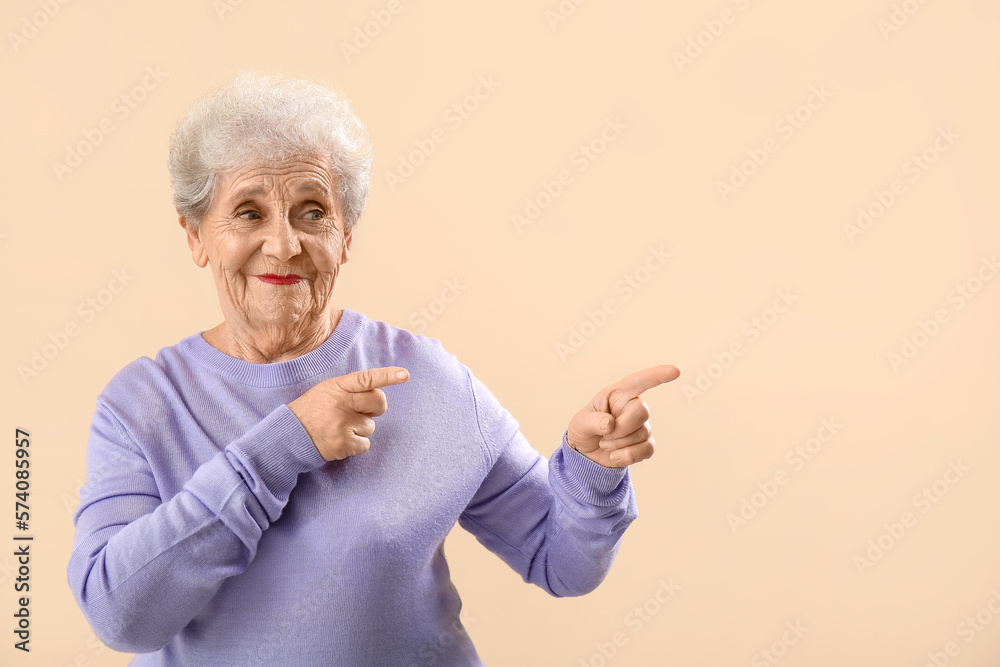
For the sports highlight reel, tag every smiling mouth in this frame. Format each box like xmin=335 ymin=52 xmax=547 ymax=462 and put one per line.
xmin=257 ymin=274 xmax=302 ymax=285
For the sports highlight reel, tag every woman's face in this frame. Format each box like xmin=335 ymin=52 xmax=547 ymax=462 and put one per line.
xmin=181 ymin=154 xmax=351 ymax=334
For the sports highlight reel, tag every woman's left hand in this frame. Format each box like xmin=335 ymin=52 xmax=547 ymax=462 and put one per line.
xmin=566 ymin=365 xmax=680 ymax=468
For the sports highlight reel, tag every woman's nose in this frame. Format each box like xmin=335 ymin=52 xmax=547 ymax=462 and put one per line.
xmin=261 ymin=216 xmax=301 ymax=262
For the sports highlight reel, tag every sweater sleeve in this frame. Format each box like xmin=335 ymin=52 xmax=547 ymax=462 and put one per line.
xmin=457 ymin=369 xmax=639 ymax=598
xmin=67 ymin=400 xmax=328 ymax=654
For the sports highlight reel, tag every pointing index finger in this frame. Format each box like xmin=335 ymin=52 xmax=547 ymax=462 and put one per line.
xmin=340 ymin=366 xmax=410 ymax=393
xmin=611 ymin=365 xmax=680 ymax=398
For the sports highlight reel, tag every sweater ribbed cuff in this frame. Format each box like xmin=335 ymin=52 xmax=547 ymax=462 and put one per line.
xmin=554 ymin=430 xmax=631 ymax=506
xmin=225 ymin=404 xmax=328 ymax=504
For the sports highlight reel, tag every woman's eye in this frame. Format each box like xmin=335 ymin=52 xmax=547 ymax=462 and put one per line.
xmin=237 ymin=210 xmax=261 ymax=220
xmin=305 ymin=209 xmax=324 ymax=221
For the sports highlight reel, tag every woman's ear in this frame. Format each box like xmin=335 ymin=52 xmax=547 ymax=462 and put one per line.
xmin=341 ymin=228 xmax=353 ymax=265
xmin=179 ymin=216 xmax=209 ymax=268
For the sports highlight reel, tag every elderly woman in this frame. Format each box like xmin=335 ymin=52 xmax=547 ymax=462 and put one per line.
xmin=67 ymin=71 xmax=679 ymax=666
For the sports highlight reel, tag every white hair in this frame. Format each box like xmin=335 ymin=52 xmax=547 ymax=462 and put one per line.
xmin=168 ymin=71 xmax=372 ymax=233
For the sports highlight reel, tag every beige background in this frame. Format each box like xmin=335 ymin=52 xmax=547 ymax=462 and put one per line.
xmin=2 ymin=0 xmax=999 ymax=665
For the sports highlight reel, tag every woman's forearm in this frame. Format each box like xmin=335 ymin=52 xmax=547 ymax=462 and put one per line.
xmin=458 ymin=428 xmax=639 ymax=598
xmin=67 ymin=402 xmax=325 ymax=653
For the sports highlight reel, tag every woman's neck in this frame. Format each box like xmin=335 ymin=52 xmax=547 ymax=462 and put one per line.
xmin=202 ymin=308 xmax=342 ymax=364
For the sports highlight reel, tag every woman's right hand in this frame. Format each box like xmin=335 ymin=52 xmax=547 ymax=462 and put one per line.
xmin=288 ymin=366 xmax=410 ymax=461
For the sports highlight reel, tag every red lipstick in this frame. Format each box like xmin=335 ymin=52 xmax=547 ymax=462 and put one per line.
xmin=257 ymin=274 xmax=302 ymax=285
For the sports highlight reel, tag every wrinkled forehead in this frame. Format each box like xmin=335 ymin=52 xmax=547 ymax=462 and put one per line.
xmin=218 ymin=157 xmax=337 ymax=205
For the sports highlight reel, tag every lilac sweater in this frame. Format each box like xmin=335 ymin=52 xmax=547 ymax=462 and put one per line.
xmin=67 ymin=308 xmax=639 ymax=666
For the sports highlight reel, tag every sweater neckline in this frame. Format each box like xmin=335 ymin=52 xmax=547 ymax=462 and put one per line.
xmin=180 ymin=307 xmax=363 ymax=387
